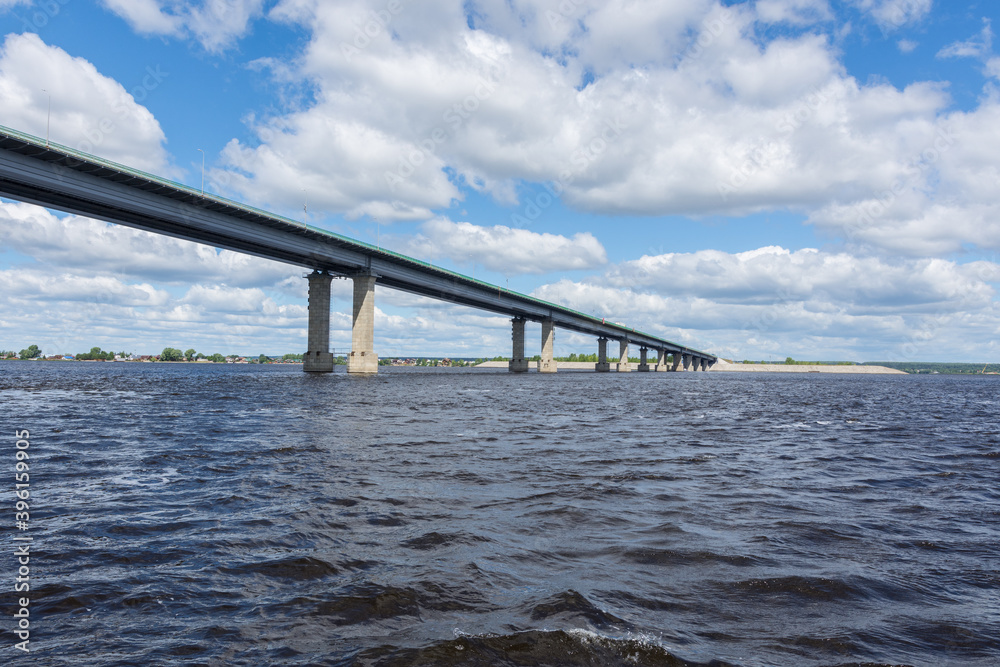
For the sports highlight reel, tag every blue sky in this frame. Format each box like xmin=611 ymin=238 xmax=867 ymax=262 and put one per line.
xmin=1 ymin=0 xmax=998 ymax=362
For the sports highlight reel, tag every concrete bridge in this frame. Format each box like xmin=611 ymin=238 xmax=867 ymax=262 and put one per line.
xmin=0 ymin=125 xmax=716 ymax=374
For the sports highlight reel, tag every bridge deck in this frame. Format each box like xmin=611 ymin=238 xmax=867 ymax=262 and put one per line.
xmin=0 ymin=125 xmax=715 ymax=361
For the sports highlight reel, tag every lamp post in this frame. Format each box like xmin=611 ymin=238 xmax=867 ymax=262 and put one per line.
xmin=196 ymin=148 xmax=205 ymax=194
xmin=42 ymin=89 xmax=50 ymax=147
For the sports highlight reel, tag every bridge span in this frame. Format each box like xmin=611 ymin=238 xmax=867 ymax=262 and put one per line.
xmin=0 ymin=125 xmax=716 ymax=374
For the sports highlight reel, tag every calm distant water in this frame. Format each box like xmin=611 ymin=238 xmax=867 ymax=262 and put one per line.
xmin=2 ymin=361 xmax=998 ymax=666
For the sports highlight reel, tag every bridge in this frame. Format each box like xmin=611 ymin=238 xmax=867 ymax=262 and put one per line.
xmin=0 ymin=124 xmax=717 ymax=374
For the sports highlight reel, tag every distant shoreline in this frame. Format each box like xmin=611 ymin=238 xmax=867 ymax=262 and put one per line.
xmin=472 ymin=360 xmax=908 ymax=373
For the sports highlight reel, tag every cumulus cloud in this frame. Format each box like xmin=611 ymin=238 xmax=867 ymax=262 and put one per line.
xmin=937 ymin=19 xmax=992 ymax=60
xmin=851 ymin=0 xmax=932 ymax=31
xmin=0 ymin=33 xmax=171 ymax=173
xmin=100 ymin=0 xmax=265 ymax=52
xmin=0 ymin=201 xmax=300 ymax=288
xmin=605 ymin=247 xmax=996 ymax=312
xmin=204 ymin=0 xmax=1000 ymax=256
xmin=531 ymin=247 xmax=1000 ymax=362
xmin=100 ymin=0 xmax=183 ymax=35
xmin=756 ymin=0 xmax=833 ymax=26
xmin=396 ymin=218 xmax=607 ymax=275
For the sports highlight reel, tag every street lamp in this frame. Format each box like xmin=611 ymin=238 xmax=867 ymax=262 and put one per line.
xmin=42 ymin=89 xmax=50 ymax=147
xmin=196 ymin=148 xmax=205 ymax=194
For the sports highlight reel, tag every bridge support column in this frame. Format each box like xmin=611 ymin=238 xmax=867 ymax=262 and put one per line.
xmin=671 ymin=353 xmax=682 ymax=372
xmin=539 ymin=318 xmax=557 ymax=373
xmin=596 ymin=337 xmax=611 ymax=372
xmin=347 ymin=273 xmax=379 ymax=374
xmin=655 ymin=349 xmax=669 ymax=372
xmin=682 ymin=354 xmax=691 ymax=371
xmin=303 ymin=271 xmax=334 ymax=373
xmin=638 ymin=347 xmax=650 ymax=372
xmin=617 ymin=339 xmax=631 ymax=372
xmin=509 ymin=317 xmax=529 ymax=373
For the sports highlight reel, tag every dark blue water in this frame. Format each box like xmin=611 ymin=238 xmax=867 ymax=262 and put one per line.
xmin=2 ymin=361 xmax=998 ymax=666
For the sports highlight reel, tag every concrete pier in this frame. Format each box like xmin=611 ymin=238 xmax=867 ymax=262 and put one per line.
xmin=509 ymin=317 xmax=529 ymax=373
xmin=596 ymin=337 xmax=611 ymax=372
xmin=638 ymin=347 xmax=650 ymax=372
xmin=618 ymin=339 xmax=631 ymax=372
xmin=303 ymin=271 xmax=334 ymax=373
xmin=347 ymin=273 xmax=379 ymax=374
xmin=539 ymin=318 xmax=557 ymax=373
xmin=655 ymin=349 xmax=669 ymax=372
xmin=671 ymin=353 xmax=682 ymax=372
xmin=682 ymin=354 xmax=692 ymax=371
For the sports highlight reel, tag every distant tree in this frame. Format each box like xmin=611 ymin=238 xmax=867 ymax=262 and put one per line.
xmin=77 ymin=346 xmax=110 ymax=361
xmin=160 ymin=347 xmax=184 ymax=362
xmin=19 ymin=345 xmax=42 ymax=360
xmin=258 ymin=354 xmax=269 ymax=364
xmin=785 ymin=357 xmax=795 ymax=364
xmin=207 ymin=353 xmax=226 ymax=363
xmin=184 ymin=348 xmax=197 ymax=361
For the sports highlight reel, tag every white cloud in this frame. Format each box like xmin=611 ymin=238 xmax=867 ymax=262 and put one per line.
xmin=0 ymin=201 xmax=299 ymax=288
xmin=756 ymin=0 xmax=832 ymax=26
xmin=100 ymin=0 xmax=265 ymax=52
xmin=0 ymin=0 xmax=29 ymax=9
xmin=851 ymin=0 xmax=932 ymax=31
xmin=897 ymin=39 xmax=918 ymax=53
xmin=531 ymin=246 xmax=1000 ymax=362
xmin=100 ymin=0 xmax=183 ymax=35
xmin=208 ymin=0 xmax=1000 ymax=257
xmin=0 ymin=33 xmax=171 ymax=174
xmin=937 ymin=18 xmax=992 ymax=60
xmin=605 ymin=247 xmax=996 ymax=312
xmin=395 ymin=218 xmax=607 ymax=275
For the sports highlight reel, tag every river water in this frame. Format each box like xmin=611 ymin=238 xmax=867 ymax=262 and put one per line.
xmin=1 ymin=362 xmax=998 ymax=666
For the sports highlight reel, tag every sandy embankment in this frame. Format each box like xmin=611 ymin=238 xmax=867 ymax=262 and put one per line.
xmin=708 ymin=360 xmax=906 ymax=374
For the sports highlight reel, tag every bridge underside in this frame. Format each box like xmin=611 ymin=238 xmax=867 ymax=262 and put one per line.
xmin=303 ymin=270 xmax=714 ymax=375
xmin=0 ymin=126 xmax=717 ymax=374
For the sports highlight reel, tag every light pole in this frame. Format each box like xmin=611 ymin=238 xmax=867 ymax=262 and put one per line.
xmin=196 ymin=148 xmax=205 ymax=194
xmin=42 ymin=89 xmax=50 ymax=147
